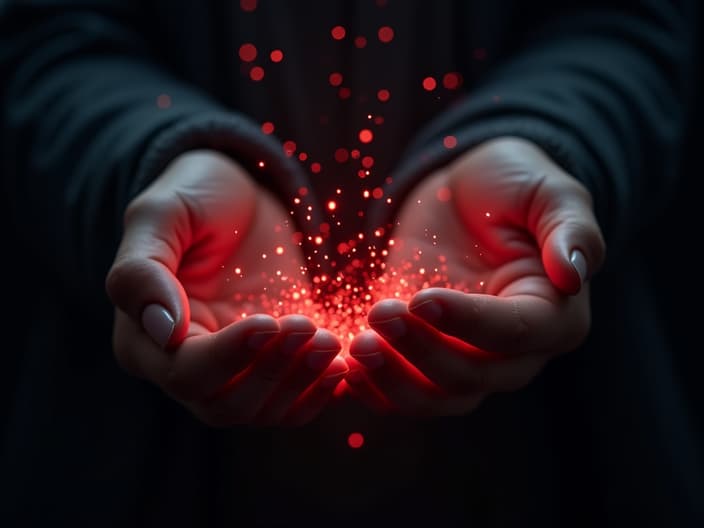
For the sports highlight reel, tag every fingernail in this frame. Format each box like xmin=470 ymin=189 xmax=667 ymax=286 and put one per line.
xmin=142 ymin=304 xmax=175 ymax=347
xmin=280 ymin=331 xmax=314 ymax=356
xmin=247 ymin=331 xmax=279 ymax=350
xmin=352 ymin=352 xmax=384 ymax=369
xmin=570 ymin=249 xmax=587 ymax=283
xmin=306 ymin=348 xmax=337 ymax=370
xmin=371 ymin=317 xmax=406 ymax=339
xmin=409 ymin=299 xmax=442 ymax=323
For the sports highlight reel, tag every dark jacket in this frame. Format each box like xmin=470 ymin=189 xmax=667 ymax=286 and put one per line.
xmin=1 ymin=1 xmax=702 ymax=526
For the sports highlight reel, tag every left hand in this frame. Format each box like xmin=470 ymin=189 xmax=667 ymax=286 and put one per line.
xmin=345 ymin=137 xmax=606 ymax=416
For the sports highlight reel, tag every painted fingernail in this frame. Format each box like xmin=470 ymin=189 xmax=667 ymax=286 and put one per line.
xmin=279 ymin=331 xmax=314 ymax=356
xmin=352 ymin=352 xmax=384 ymax=369
xmin=306 ymin=348 xmax=337 ymax=370
xmin=247 ymin=331 xmax=279 ymax=350
xmin=570 ymin=249 xmax=587 ymax=284
xmin=409 ymin=299 xmax=442 ymax=323
xmin=371 ymin=317 xmax=406 ymax=339
xmin=142 ymin=304 xmax=174 ymax=347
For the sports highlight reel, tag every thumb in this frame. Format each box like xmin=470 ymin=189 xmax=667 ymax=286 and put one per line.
xmin=105 ymin=200 xmax=190 ymax=348
xmin=535 ymin=184 xmax=606 ymax=295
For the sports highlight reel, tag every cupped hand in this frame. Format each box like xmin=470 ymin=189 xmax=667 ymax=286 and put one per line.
xmin=106 ymin=150 xmax=347 ymax=427
xmin=345 ymin=137 xmax=606 ymax=416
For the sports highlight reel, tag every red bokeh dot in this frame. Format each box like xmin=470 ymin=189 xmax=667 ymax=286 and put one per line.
xmin=311 ymin=162 xmax=322 ymax=173
xmin=350 ymin=149 xmax=361 ymax=159
xmin=334 ymin=148 xmax=349 ymax=163
xmin=156 ymin=94 xmax=171 ymax=109
xmin=378 ymin=26 xmax=394 ymax=43
xmin=372 ymin=187 xmax=384 ymax=199
xmin=298 ymin=186 xmax=308 ymax=196
xmin=338 ymin=87 xmax=352 ymax=99
xmin=249 ymin=66 xmax=265 ymax=81
xmin=240 ymin=0 xmax=257 ymax=12
xmin=358 ymin=129 xmax=374 ymax=143
xmin=443 ymin=72 xmax=462 ymax=90
xmin=298 ymin=152 xmax=308 ymax=161
xmin=239 ymin=43 xmax=257 ymax=62
xmin=261 ymin=121 xmax=274 ymax=134
xmin=361 ymin=156 xmax=374 ymax=168
xmin=331 ymin=25 xmax=346 ymax=40
xmin=329 ymin=72 xmax=343 ymax=87
xmin=422 ymin=76 xmax=437 ymax=91
xmin=348 ymin=432 xmax=364 ymax=449
xmin=443 ymin=135 xmax=458 ymax=149
xmin=377 ymin=89 xmax=390 ymax=102
xmin=354 ymin=36 xmax=367 ymax=48
xmin=283 ymin=140 xmax=296 ymax=156
xmin=270 ymin=49 xmax=284 ymax=63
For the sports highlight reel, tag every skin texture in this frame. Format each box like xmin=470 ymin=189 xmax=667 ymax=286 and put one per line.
xmin=105 ymin=150 xmax=347 ymax=427
xmin=345 ymin=137 xmax=606 ymax=417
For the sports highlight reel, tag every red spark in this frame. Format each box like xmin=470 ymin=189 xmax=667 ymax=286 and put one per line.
xmin=348 ymin=432 xmax=364 ymax=449
xmin=249 ymin=66 xmax=265 ymax=81
xmin=331 ymin=25 xmax=346 ymax=40
xmin=334 ymin=148 xmax=349 ymax=163
xmin=310 ymin=162 xmax=322 ymax=173
xmin=239 ymin=43 xmax=257 ymax=62
xmin=270 ymin=49 xmax=284 ymax=63
xmin=358 ymin=129 xmax=374 ymax=143
xmin=329 ymin=72 xmax=343 ymax=87
xmin=422 ymin=76 xmax=437 ymax=91
xmin=377 ymin=89 xmax=391 ymax=102
xmin=240 ymin=0 xmax=257 ymax=12
xmin=327 ymin=200 xmax=337 ymax=211
xmin=261 ymin=121 xmax=274 ymax=134
xmin=372 ymin=187 xmax=384 ymax=199
xmin=443 ymin=72 xmax=462 ymax=90
xmin=283 ymin=140 xmax=297 ymax=156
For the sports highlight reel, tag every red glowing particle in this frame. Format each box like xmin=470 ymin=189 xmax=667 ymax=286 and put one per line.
xmin=275 ymin=246 xmax=284 ymax=255
xmin=354 ymin=36 xmax=367 ymax=48
xmin=443 ymin=72 xmax=462 ymax=90
xmin=338 ymin=87 xmax=351 ymax=99
xmin=358 ymin=169 xmax=367 ymax=179
xmin=334 ymin=148 xmax=349 ymax=163
xmin=331 ymin=25 xmax=346 ymax=40
xmin=372 ymin=187 xmax=384 ymax=199
xmin=422 ymin=76 xmax=437 ymax=91
xmin=240 ymin=0 xmax=257 ymax=12
xmin=329 ymin=72 xmax=343 ymax=87
xmin=361 ymin=156 xmax=374 ymax=169
xmin=257 ymin=161 xmax=265 ymax=168
xmin=377 ymin=89 xmax=390 ymax=102
xmin=156 ymin=94 xmax=171 ymax=109
xmin=249 ymin=66 xmax=265 ymax=81
xmin=350 ymin=149 xmax=361 ymax=159
xmin=311 ymin=162 xmax=322 ymax=173
xmin=320 ymin=222 xmax=330 ymax=233
xmin=337 ymin=242 xmax=349 ymax=254
xmin=443 ymin=135 xmax=457 ymax=149
xmin=378 ymin=26 xmax=394 ymax=43
xmin=363 ymin=189 xmax=370 ymax=198
xmin=436 ymin=186 xmax=452 ymax=202
xmin=314 ymin=235 xmax=324 ymax=245
xmin=261 ymin=121 xmax=274 ymax=134
xmin=298 ymin=186 xmax=308 ymax=196
xmin=239 ymin=43 xmax=257 ymax=62
xmin=358 ymin=129 xmax=374 ymax=143
xmin=270 ymin=49 xmax=284 ymax=63
xmin=283 ymin=140 xmax=297 ymax=156
xmin=374 ymin=116 xmax=384 ymax=125
xmin=327 ymin=200 xmax=337 ymax=211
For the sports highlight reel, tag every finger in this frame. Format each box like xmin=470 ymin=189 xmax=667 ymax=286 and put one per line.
xmin=341 ymin=360 xmax=394 ymax=414
xmin=210 ymin=326 xmax=339 ymax=425
xmin=533 ymin=183 xmax=606 ymax=294
xmin=105 ymin=199 xmax=190 ymax=347
xmin=278 ymin=356 xmax=350 ymax=427
xmin=408 ymin=288 xmax=588 ymax=357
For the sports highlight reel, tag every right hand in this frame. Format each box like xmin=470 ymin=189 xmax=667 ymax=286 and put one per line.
xmin=105 ymin=150 xmax=347 ymax=427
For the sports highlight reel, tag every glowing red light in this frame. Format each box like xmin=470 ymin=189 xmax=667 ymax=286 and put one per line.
xmin=249 ymin=66 xmax=265 ymax=81
xmin=240 ymin=0 xmax=257 ymax=12
xmin=436 ymin=186 xmax=452 ymax=202
xmin=443 ymin=72 xmax=462 ymax=90
xmin=270 ymin=49 xmax=284 ymax=63
xmin=275 ymin=246 xmax=284 ymax=255
xmin=156 ymin=94 xmax=171 ymax=109
xmin=298 ymin=152 xmax=308 ymax=161
xmin=331 ymin=25 xmax=346 ymax=40
xmin=283 ymin=140 xmax=296 ymax=156
xmin=358 ymin=129 xmax=374 ymax=143
xmin=329 ymin=72 xmax=343 ymax=87
xmin=314 ymin=236 xmax=324 ymax=245
xmin=327 ymin=200 xmax=337 ymax=211
xmin=334 ymin=148 xmax=349 ymax=163
xmin=361 ymin=156 xmax=374 ymax=169
xmin=310 ymin=162 xmax=322 ymax=173
xmin=372 ymin=187 xmax=384 ymax=199
xmin=338 ymin=87 xmax=351 ymax=99
xmin=443 ymin=135 xmax=457 ymax=149
xmin=350 ymin=149 xmax=361 ymax=159
xmin=354 ymin=36 xmax=367 ymax=48
xmin=348 ymin=432 xmax=364 ymax=449
xmin=377 ymin=89 xmax=390 ymax=102
xmin=378 ymin=26 xmax=394 ymax=43
xmin=261 ymin=121 xmax=274 ymax=134
xmin=239 ymin=43 xmax=257 ymax=62
xmin=422 ymin=76 xmax=437 ymax=91
xmin=257 ymin=161 xmax=265 ymax=168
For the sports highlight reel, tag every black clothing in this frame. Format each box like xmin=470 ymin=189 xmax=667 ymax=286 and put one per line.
xmin=1 ymin=1 xmax=702 ymax=526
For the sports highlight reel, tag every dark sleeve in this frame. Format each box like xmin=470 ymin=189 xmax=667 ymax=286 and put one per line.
xmin=375 ymin=1 xmax=698 ymax=254
xmin=0 ymin=1 xmax=307 ymax=303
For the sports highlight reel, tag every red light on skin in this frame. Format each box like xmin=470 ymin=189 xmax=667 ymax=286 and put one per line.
xmin=377 ymin=89 xmax=390 ymax=102
xmin=443 ymin=135 xmax=457 ymax=149
xmin=331 ymin=25 xmax=346 ymax=40
xmin=436 ymin=186 xmax=452 ymax=202
xmin=422 ymin=76 xmax=437 ymax=91
xmin=378 ymin=26 xmax=394 ymax=43
xmin=249 ymin=66 xmax=265 ymax=81
xmin=239 ymin=43 xmax=257 ymax=62
xmin=359 ymin=129 xmax=374 ymax=143
xmin=270 ymin=49 xmax=284 ymax=63
xmin=348 ymin=432 xmax=364 ymax=449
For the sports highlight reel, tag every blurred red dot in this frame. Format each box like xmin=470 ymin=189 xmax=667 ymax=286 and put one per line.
xmin=372 ymin=187 xmax=384 ymax=199
xmin=348 ymin=432 xmax=364 ymax=449
xmin=283 ymin=140 xmax=296 ymax=156
xmin=156 ymin=94 xmax=171 ymax=109
xmin=270 ymin=49 xmax=284 ymax=63
xmin=377 ymin=89 xmax=390 ymax=102
xmin=240 ymin=0 xmax=257 ymax=12
xmin=261 ymin=121 xmax=274 ymax=134
xmin=298 ymin=186 xmax=308 ymax=196
xmin=329 ymin=72 xmax=343 ymax=87
xmin=311 ymin=162 xmax=322 ymax=173
xmin=361 ymin=156 xmax=374 ymax=168
xmin=338 ymin=87 xmax=352 ymax=99
xmin=350 ymin=149 xmax=361 ymax=159
xmin=443 ymin=72 xmax=462 ymax=90
xmin=331 ymin=25 xmax=346 ymax=40
xmin=354 ymin=36 xmax=367 ymax=48
xmin=422 ymin=76 xmax=437 ymax=91
xmin=239 ymin=43 xmax=257 ymax=62
xmin=334 ymin=148 xmax=349 ymax=163
xmin=298 ymin=152 xmax=308 ymax=161
xmin=443 ymin=135 xmax=457 ymax=149
xmin=358 ymin=129 xmax=374 ymax=143
xmin=378 ymin=26 xmax=394 ymax=43
xmin=249 ymin=66 xmax=265 ymax=81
